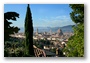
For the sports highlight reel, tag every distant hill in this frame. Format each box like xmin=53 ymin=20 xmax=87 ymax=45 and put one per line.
xmin=60 ymin=25 xmax=74 ymax=33
xmin=19 ymin=25 xmax=74 ymax=33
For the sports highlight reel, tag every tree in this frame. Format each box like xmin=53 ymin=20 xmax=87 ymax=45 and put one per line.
xmin=24 ymin=4 xmax=35 ymax=56
xmin=70 ymin=4 xmax=84 ymax=24
xmin=63 ymin=4 xmax=84 ymax=57
xmin=4 ymin=12 xmax=20 ymax=41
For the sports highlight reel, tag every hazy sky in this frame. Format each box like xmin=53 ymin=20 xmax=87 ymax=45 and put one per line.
xmin=4 ymin=4 xmax=75 ymax=27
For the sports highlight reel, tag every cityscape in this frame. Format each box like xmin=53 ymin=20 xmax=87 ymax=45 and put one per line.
xmin=9 ymin=27 xmax=74 ymax=57
xmin=4 ymin=4 xmax=84 ymax=57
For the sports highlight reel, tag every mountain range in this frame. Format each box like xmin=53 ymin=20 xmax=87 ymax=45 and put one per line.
xmin=19 ymin=25 xmax=74 ymax=33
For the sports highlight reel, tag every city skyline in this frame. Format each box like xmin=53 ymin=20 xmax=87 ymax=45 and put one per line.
xmin=4 ymin=4 xmax=75 ymax=28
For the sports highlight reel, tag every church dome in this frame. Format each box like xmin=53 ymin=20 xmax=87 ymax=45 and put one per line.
xmin=57 ymin=28 xmax=63 ymax=36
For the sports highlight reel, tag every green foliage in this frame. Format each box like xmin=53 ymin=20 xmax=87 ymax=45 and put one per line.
xmin=70 ymin=4 xmax=84 ymax=24
xmin=63 ymin=4 xmax=84 ymax=57
xmin=4 ymin=48 xmax=9 ymax=57
xmin=50 ymin=48 xmax=56 ymax=53
xmin=4 ymin=12 xmax=20 ymax=41
xmin=33 ymin=39 xmax=51 ymax=49
xmin=4 ymin=41 xmax=25 ymax=57
xmin=24 ymin=4 xmax=34 ymax=56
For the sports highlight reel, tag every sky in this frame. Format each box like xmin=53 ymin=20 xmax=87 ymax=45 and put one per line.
xmin=4 ymin=4 xmax=75 ymax=28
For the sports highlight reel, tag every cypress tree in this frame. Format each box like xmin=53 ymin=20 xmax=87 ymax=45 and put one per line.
xmin=24 ymin=4 xmax=34 ymax=56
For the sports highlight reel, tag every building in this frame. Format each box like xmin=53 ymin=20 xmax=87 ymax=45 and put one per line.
xmin=57 ymin=28 xmax=63 ymax=36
